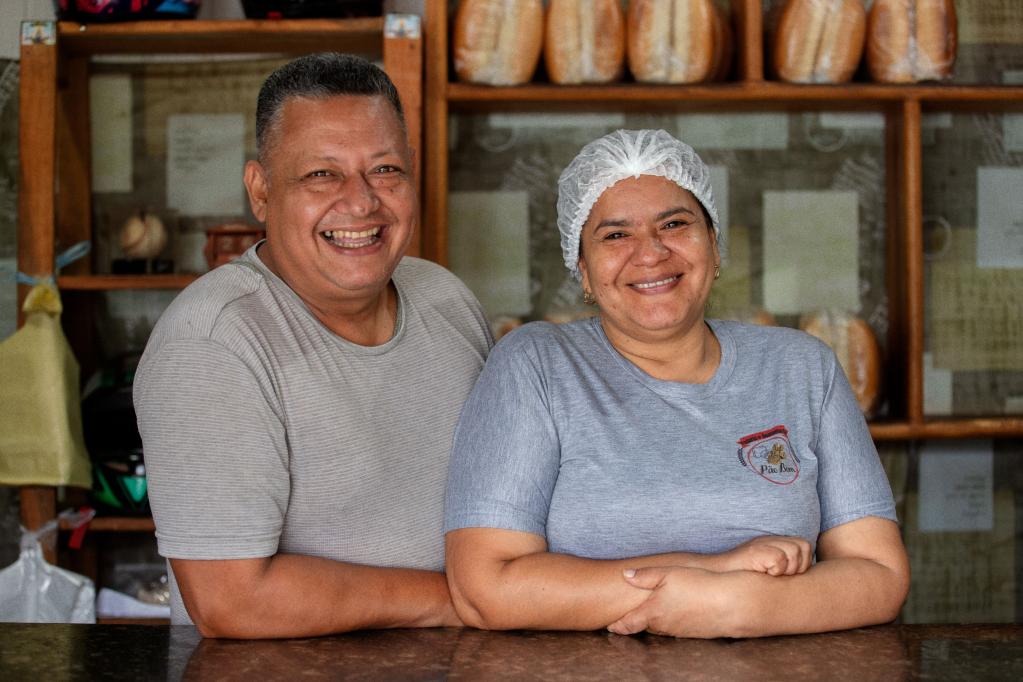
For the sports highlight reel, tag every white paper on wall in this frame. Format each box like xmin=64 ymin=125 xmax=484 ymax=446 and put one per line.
xmin=448 ymin=191 xmax=531 ymax=318
xmin=676 ymin=113 xmax=788 ymax=150
xmin=918 ymin=440 xmax=994 ymax=532
xmin=976 ymin=167 xmax=1023 ymax=268
xmin=89 ymin=75 xmax=133 ymax=193
xmin=166 ymin=113 xmax=245 ymax=217
xmin=1003 ymin=114 xmax=1023 ymax=153
xmin=762 ymin=190 xmax=860 ymax=315
xmin=923 ymin=351 xmax=953 ymax=416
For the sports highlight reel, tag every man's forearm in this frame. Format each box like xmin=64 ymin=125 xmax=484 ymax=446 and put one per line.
xmin=175 ymin=553 xmax=460 ymax=639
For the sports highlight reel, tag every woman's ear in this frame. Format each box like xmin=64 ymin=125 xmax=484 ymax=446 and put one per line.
xmin=578 ymin=257 xmax=591 ymax=294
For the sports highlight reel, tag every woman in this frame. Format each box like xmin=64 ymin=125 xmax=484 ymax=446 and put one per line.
xmin=444 ymin=129 xmax=909 ymax=638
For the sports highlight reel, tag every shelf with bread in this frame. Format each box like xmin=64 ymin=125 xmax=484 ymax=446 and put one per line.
xmin=423 ymin=0 xmax=1023 ymax=441
xmin=15 ymin=14 xmax=425 ymax=620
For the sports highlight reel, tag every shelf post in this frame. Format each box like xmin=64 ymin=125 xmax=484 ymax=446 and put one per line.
xmin=17 ymin=21 xmax=58 ymax=310
xmin=17 ymin=21 xmax=60 ymax=562
xmin=384 ymin=14 xmax=424 ymax=258
xmin=737 ymin=0 xmax=764 ymax=82
xmin=900 ymin=98 xmax=924 ymax=425
xmin=423 ymin=0 xmax=448 ymax=265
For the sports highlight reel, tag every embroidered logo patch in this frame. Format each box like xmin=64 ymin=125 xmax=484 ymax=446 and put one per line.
xmin=737 ymin=425 xmax=799 ymax=485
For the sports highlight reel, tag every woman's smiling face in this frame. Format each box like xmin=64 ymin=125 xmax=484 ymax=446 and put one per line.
xmin=578 ymin=174 xmax=720 ymax=344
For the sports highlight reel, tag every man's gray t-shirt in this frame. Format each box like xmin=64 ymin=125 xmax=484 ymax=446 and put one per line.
xmin=135 ymin=247 xmax=492 ymax=623
xmin=444 ymin=317 xmax=896 ymax=558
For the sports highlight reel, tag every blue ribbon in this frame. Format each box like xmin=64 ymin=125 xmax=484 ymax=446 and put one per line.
xmin=13 ymin=241 xmax=91 ymax=286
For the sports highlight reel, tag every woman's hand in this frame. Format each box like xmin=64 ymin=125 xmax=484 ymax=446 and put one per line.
xmin=607 ymin=517 xmax=909 ymax=639
xmin=709 ymin=535 xmax=813 ymax=576
xmin=606 ymin=566 xmax=737 ymax=638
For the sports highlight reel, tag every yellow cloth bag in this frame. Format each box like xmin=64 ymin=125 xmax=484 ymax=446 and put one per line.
xmin=0 ymin=282 xmax=91 ymax=487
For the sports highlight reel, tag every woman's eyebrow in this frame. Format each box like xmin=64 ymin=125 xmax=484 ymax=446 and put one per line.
xmin=655 ymin=206 xmax=697 ymax=221
xmin=595 ymin=218 xmax=629 ymax=229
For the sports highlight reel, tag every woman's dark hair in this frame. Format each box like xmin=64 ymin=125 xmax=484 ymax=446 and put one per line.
xmin=255 ymin=53 xmax=406 ymax=162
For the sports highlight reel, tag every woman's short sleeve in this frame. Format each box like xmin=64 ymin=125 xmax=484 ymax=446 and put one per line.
xmin=444 ymin=331 xmax=561 ymax=539
xmin=815 ymin=358 xmax=898 ymax=533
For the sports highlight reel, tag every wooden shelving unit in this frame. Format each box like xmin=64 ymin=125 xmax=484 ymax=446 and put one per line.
xmin=16 ymin=16 xmax=424 ymax=607
xmin=423 ymin=0 xmax=1023 ymax=443
xmin=56 ymin=274 xmax=199 ymax=290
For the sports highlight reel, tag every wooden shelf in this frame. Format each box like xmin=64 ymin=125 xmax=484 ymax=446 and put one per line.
xmin=447 ymin=82 xmax=1023 ymax=110
xmin=57 ymin=18 xmax=384 ymax=56
xmin=869 ymin=419 xmax=1023 ymax=441
xmin=60 ymin=516 xmax=155 ymax=532
xmin=56 ymin=274 xmax=199 ymax=290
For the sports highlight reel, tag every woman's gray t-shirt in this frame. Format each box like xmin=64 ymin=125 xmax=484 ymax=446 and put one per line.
xmin=444 ymin=317 xmax=896 ymax=558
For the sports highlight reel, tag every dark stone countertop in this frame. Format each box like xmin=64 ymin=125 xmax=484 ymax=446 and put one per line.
xmin=1 ymin=623 xmax=1022 ymax=681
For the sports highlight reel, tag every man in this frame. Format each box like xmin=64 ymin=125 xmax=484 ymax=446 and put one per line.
xmin=134 ymin=53 xmax=492 ymax=638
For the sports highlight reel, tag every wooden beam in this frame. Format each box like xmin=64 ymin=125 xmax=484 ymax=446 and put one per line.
xmin=737 ymin=0 xmax=764 ymax=82
xmin=17 ymin=35 xmax=58 ymax=316
xmin=423 ymin=0 xmax=449 ymax=265
xmin=900 ymin=98 xmax=924 ymax=424
xmin=383 ymin=14 xmax=423 ymax=258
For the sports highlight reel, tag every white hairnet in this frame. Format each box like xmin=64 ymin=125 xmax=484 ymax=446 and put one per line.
xmin=557 ymin=129 xmax=719 ymax=281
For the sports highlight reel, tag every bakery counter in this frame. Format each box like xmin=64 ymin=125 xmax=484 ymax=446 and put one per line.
xmin=2 ymin=623 xmax=1022 ymax=680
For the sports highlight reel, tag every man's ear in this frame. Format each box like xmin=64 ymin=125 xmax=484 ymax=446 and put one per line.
xmin=244 ymin=160 xmax=269 ymax=223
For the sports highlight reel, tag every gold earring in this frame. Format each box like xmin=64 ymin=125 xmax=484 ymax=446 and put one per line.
xmin=583 ymin=290 xmax=596 ymax=305
xmin=714 ymin=265 xmax=721 ymax=280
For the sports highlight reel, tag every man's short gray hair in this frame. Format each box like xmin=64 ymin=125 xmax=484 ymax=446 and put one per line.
xmin=255 ymin=52 xmax=406 ymax=163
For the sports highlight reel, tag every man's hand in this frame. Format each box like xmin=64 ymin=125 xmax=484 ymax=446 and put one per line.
xmin=710 ymin=535 xmax=812 ymax=576
xmin=606 ymin=566 xmax=736 ymax=638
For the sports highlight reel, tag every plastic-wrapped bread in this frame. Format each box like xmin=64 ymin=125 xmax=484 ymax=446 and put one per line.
xmin=544 ymin=0 xmax=626 ymax=84
xmin=867 ymin=0 xmax=957 ymax=83
xmin=453 ymin=0 xmax=544 ymax=86
xmin=627 ymin=0 xmax=717 ymax=84
xmin=799 ymin=310 xmax=882 ymax=416
xmin=773 ymin=0 xmax=866 ymax=84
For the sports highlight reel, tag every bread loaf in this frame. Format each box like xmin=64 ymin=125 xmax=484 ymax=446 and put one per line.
xmin=627 ymin=0 xmax=717 ymax=84
xmin=545 ymin=0 xmax=626 ymax=84
xmin=773 ymin=0 xmax=866 ymax=84
xmin=799 ymin=310 xmax=882 ymax=416
xmin=453 ymin=0 xmax=544 ymax=86
xmin=867 ymin=0 xmax=957 ymax=83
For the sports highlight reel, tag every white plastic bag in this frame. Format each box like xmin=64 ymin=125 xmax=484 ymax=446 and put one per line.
xmin=0 ymin=512 xmax=95 ymax=623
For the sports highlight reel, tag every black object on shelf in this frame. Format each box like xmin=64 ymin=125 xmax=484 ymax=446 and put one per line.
xmin=81 ymin=354 xmax=151 ymax=517
xmin=241 ymin=0 xmax=382 ymax=19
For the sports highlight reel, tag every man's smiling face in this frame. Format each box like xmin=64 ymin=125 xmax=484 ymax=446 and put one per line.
xmin=245 ymin=94 xmax=416 ymax=310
